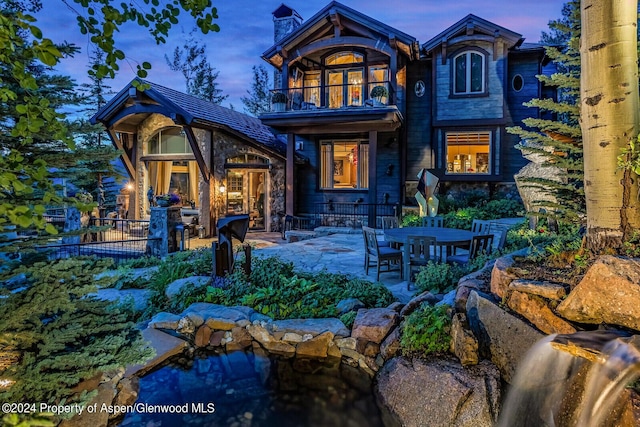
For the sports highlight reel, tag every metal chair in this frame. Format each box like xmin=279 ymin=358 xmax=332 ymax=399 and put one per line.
xmin=447 ymin=234 xmax=494 ymax=266
xmin=363 ymin=226 xmax=403 ymax=281
xmin=404 ymin=235 xmax=437 ymax=289
xmin=421 ymin=216 xmax=444 ymax=228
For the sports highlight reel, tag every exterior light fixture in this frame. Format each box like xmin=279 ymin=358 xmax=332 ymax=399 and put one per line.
xmin=219 ymin=185 xmax=226 ymax=194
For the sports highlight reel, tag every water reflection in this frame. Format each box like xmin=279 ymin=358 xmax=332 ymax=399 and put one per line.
xmin=115 ymin=350 xmax=384 ymax=427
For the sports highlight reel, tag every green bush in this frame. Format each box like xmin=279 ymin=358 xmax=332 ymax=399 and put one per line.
xmin=401 ymin=212 xmax=421 ymax=227
xmin=401 ymin=304 xmax=451 ymax=356
xmin=442 ymin=207 xmax=484 ymax=230
xmin=0 ymin=257 xmax=152 ymax=403
xmin=179 ymin=258 xmax=394 ymax=321
xmin=413 ymin=261 xmax=466 ymax=294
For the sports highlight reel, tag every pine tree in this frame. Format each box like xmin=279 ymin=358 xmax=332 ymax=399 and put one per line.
xmin=241 ymin=65 xmax=271 ymax=116
xmin=165 ymin=29 xmax=228 ymax=105
xmin=507 ymin=0 xmax=584 ymax=224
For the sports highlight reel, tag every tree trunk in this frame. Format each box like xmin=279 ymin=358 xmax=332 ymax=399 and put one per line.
xmin=580 ymin=0 xmax=640 ymax=252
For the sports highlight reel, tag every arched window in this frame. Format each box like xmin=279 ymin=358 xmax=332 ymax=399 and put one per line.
xmin=146 ymin=127 xmax=193 ymax=155
xmin=325 ymin=51 xmax=364 ymax=66
xmin=453 ymin=51 xmax=486 ymax=95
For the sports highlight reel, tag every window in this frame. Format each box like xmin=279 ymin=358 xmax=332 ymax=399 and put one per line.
xmin=145 ymin=127 xmax=197 ymax=206
xmin=303 ymin=72 xmax=321 ymax=106
xmin=147 ymin=127 xmax=193 ymax=154
xmin=320 ymin=141 xmax=369 ymax=189
xmin=368 ymin=66 xmax=389 ymax=104
xmin=453 ymin=51 xmax=485 ymax=95
xmin=445 ymin=131 xmax=491 ymax=174
xmin=326 ymin=51 xmax=364 ymax=65
xmin=512 ymin=74 xmax=524 ymax=92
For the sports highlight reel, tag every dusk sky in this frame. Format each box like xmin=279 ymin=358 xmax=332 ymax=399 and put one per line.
xmin=36 ymin=0 xmax=566 ymax=111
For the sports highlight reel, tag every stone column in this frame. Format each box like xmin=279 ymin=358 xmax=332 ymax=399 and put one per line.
xmin=146 ymin=207 xmax=182 ymax=258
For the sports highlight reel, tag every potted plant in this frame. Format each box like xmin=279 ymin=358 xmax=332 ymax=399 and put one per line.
xmin=370 ymin=85 xmax=388 ymax=105
xmin=271 ymin=92 xmax=287 ymax=112
xmin=156 ymin=193 xmax=181 ymax=207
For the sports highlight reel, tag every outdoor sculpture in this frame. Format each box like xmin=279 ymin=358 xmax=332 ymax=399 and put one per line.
xmin=416 ymin=169 xmax=439 ymax=217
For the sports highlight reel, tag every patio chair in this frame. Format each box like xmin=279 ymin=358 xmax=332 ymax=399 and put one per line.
xmin=447 ymin=234 xmax=493 ymax=266
xmin=363 ymin=226 xmax=403 ymax=281
xmin=404 ymin=235 xmax=437 ymax=289
xmin=380 ymin=216 xmax=399 ymax=248
xmin=488 ymin=222 xmax=509 ymax=251
xmin=471 ymin=219 xmax=491 ymax=234
xmin=421 ymin=216 xmax=444 ymax=228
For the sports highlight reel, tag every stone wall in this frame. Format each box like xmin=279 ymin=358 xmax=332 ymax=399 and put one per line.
xmin=210 ymin=129 xmax=285 ymax=231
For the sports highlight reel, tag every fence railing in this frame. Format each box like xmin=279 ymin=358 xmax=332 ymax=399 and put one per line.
xmin=313 ymin=202 xmax=400 ymax=229
xmin=35 ymin=237 xmax=160 ymax=264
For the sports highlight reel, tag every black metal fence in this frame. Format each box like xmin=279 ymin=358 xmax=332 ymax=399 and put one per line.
xmin=313 ymin=202 xmax=400 ymax=229
xmin=35 ymin=237 xmax=160 ymax=264
xmin=39 ymin=215 xmax=155 ymax=264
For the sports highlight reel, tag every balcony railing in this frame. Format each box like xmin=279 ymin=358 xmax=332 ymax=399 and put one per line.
xmin=269 ymin=82 xmax=393 ymax=113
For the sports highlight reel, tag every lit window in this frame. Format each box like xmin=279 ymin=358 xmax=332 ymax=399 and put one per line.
xmin=320 ymin=141 xmax=369 ymax=189
xmin=453 ymin=51 xmax=485 ymax=95
xmin=325 ymin=52 xmax=364 ymax=65
xmin=445 ymin=131 xmax=491 ymax=174
xmin=147 ymin=127 xmax=193 ymax=154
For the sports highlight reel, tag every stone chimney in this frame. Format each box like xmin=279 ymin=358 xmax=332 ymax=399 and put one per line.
xmin=272 ymin=4 xmax=302 ymax=90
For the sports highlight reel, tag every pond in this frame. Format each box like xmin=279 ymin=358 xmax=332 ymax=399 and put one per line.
xmin=114 ymin=349 xmax=385 ymax=427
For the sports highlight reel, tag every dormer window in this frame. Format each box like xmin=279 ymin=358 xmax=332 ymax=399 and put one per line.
xmin=453 ymin=50 xmax=485 ymax=95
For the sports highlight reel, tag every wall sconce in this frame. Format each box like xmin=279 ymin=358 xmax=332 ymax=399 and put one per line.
xmin=219 ymin=184 xmax=226 ymax=194
xmin=383 ymin=193 xmax=390 ymax=204
xmin=126 ymin=183 xmax=134 ymax=192
xmin=386 ymin=164 xmax=394 ymax=176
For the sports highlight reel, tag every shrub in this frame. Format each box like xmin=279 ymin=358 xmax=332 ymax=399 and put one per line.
xmin=401 ymin=304 xmax=451 ymax=356
xmin=413 ymin=261 xmax=464 ymax=294
xmin=442 ymin=207 xmax=484 ymax=230
xmin=401 ymin=213 xmax=421 ymax=227
xmin=0 ymin=257 xmax=152 ymax=403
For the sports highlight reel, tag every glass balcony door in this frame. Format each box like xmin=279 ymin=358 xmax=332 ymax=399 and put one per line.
xmin=326 ymin=68 xmax=363 ymax=108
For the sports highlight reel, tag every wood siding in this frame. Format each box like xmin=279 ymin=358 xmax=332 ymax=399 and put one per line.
xmin=405 ymin=60 xmax=434 ymax=180
xmin=434 ymin=40 xmax=506 ymax=122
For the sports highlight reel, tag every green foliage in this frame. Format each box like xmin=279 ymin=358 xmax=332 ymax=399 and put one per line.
xmin=507 ymin=0 xmax=584 ymax=224
xmin=442 ymin=207 xmax=484 ymax=230
xmin=121 ymin=255 xmax=162 ymax=269
xmin=339 ymin=311 xmax=358 ymax=329
xmin=414 ymin=261 xmax=467 ymax=294
xmin=617 ymin=133 xmax=640 ymax=176
xmin=241 ymin=65 xmax=272 ymax=116
xmin=147 ymin=254 xmax=395 ymax=321
xmin=621 ymin=230 xmax=640 ymax=257
xmin=0 ymin=257 xmax=153 ymax=403
xmin=401 ymin=213 xmax=421 ymax=227
xmin=400 ymin=304 xmax=451 ymax=356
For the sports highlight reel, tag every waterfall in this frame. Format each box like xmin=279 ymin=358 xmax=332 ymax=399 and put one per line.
xmin=498 ymin=330 xmax=640 ymax=427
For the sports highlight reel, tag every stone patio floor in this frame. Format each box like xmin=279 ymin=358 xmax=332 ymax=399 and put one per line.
xmin=188 ymin=230 xmax=415 ymax=304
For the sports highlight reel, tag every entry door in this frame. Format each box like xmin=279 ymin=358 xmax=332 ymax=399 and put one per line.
xmin=249 ymin=171 xmax=266 ymax=230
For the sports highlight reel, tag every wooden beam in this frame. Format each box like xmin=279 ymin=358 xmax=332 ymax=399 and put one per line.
xmin=368 ymin=130 xmax=378 ymax=226
xmin=184 ymin=127 xmax=211 ymax=183
xmin=329 ymin=8 xmax=343 ymax=37
xmin=286 ymin=133 xmax=295 ymax=216
xmin=107 ymin=129 xmax=135 ymax=179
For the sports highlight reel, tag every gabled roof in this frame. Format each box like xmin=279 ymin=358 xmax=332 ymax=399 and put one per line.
xmin=422 ymin=14 xmax=523 ymax=54
xmin=91 ymin=79 xmax=286 ymax=156
xmin=262 ymin=0 xmax=418 ymax=69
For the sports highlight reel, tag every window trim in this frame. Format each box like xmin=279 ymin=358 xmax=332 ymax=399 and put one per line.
xmin=319 ymin=139 xmax=369 ymax=190
xmin=444 ymin=130 xmax=492 ymax=176
xmin=512 ymin=74 xmax=524 ymax=92
xmin=144 ymin=126 xmax=194 ymax=156
xmin=450 ymin=49 xmax=487 ymax=97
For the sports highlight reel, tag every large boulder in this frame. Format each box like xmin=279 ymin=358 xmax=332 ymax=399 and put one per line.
xmin=466 ymin=291 xmax=543 ymax=383
xmin=165 ymin=276 xmax=210 ymax=300
xmin=557 ymin=256 xmax=640 ymax=332
xmin=507 ymin=291 xmax=577 ymax=335
xmin=351 ymin=308 xmax=399 ymax=344
xmin=375 ymin=356 xmax=501 ymax=427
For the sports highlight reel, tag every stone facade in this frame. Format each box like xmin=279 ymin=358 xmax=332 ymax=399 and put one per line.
xmin=130 ymin=114 xmax=284 ymax=234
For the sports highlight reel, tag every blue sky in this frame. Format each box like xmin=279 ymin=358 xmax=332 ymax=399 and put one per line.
xmin=36 ymin=0 xmax=565 ymax=110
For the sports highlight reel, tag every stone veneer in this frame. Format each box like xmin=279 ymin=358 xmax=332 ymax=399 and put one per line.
xmin=132 ymin=114 xmax=285 ymax=235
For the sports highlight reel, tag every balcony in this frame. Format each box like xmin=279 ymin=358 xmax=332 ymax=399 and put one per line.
xmin=269 ymin=82 xmax=393 ymax=113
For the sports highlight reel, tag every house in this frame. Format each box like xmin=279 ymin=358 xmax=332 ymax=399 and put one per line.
xmin=92 ymin=1 xmax=553 ymax=236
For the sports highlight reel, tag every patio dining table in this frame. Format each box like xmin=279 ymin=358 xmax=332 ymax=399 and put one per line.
xmin=383 ymin=226 xmax=475 ymax=262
